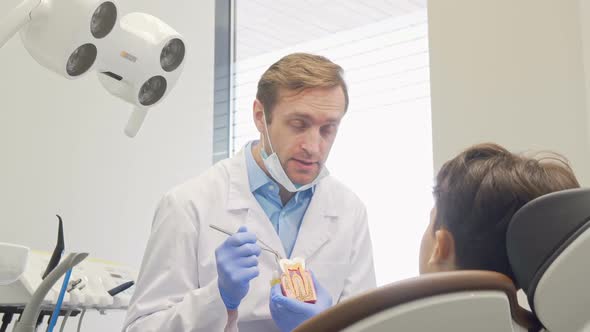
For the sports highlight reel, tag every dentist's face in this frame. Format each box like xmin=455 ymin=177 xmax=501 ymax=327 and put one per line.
xmin=254 ymin=86 xmax=346 ymax=185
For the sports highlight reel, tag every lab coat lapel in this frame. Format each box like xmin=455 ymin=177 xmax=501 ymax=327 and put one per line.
xmin=225 ymin=149 xmax=286 ymax=260
xmin=291 ymin=179 xmax=339 ymax=260
xmin=244 ymin=207 xmax=287 ymax=261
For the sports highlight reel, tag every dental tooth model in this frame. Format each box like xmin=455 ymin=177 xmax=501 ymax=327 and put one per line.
xmin=278 ymin=258 xmax=316 ymax=303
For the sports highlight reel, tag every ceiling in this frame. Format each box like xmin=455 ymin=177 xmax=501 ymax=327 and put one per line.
xmin=235 ymin=0 xmax=427 ymax=60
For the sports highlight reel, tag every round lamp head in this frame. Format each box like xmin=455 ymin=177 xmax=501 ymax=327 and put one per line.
xmin=139 ymin=75 xmax=167 ymax=106
xmin=66 ymin=43 xmax=98 ymax=77
xmin=160 ymin=38 xmax=185 ymax=72
xmin=91 ymin=1 xmax=117 ymax=39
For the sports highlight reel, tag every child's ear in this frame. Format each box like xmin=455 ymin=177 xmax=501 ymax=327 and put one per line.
xmin=428 ymin=228 xmax=456 ymax=269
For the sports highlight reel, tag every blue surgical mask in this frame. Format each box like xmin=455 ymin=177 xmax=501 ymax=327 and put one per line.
xmin=260 ymin=111 xmax=328 ymax=192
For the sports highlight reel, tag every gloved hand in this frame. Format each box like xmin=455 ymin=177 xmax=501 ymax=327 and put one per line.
xmin=215 ymin=226 xmax=262 ymax=310
xmin=269 ymin=272 xmax=333 ymax=332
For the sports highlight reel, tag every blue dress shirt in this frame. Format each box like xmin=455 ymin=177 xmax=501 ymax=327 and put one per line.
xmin=244 ymin=141 xmax=314 ymax=258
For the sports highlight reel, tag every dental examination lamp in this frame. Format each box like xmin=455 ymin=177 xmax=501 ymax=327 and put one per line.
xmin=0 ymin=0 xmax=186 ymax=137
xmin=96 ymin=12 xmax=186 ymax=137
xmin=0 ymin=0 xmax=118 ymax=78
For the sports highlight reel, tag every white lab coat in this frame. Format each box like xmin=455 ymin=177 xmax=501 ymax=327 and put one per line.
xmin=123 ymin=148 xmax=376 ymax=332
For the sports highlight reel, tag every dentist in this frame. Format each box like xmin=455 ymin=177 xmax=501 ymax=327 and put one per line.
xmin=123 ymin=53 xmax=376 ymax=332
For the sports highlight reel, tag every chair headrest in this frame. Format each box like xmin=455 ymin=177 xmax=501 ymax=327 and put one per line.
xmin=506 ymin=188 xmax=590 ymax=307
xmin=294 ymin=270 xmax=539 ymax=332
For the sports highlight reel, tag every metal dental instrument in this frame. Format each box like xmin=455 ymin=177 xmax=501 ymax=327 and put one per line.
xmin=209 ymin=224 xmax=282 ymax=268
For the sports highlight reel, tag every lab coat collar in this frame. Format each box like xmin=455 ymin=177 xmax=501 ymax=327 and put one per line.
xmin=227 ymin=149 xmax=253 ymax=211
xmin=289 ymin=180 xmax=340 ymax=260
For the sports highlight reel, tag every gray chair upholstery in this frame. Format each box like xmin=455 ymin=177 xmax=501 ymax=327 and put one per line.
xmin=294 ymin=270 xmax=539 ymax=332
xmin=507 ymin=188 xmax=590 ymax=332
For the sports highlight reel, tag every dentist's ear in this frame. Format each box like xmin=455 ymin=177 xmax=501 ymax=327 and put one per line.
xmin=253 ymin=99 xmax=266 ymax=133
xmin=428 ymin=228 xmax=457 ymax=271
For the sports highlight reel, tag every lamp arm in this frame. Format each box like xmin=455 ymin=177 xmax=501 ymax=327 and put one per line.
xmin=0 ymin=0 xmax=41 ymax=48
xmin=124 ymin=107 xmax=148 ymax=138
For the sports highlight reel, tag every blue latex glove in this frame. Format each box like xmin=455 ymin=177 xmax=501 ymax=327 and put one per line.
xmin=215 ymin=226 xmax=262 ymax=310
xmin=269 ymin=272 xmax=333 ymax=332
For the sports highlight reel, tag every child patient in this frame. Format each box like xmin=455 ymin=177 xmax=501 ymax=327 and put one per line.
xmin=419 ymin=143 xmax=580 ymax=285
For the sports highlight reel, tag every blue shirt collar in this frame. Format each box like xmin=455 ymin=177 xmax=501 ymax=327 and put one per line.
xmin=245 ymin=140 xmax=273 ymax=192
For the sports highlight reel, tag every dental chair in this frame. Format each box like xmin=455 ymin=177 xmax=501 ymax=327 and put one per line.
xmin=294 ymin=270 xmax=540 ymax=332
xmin=507 ymin=188 xmax=590 ymax=332
xmin=295 ymin=188 xmax=589 ymax=332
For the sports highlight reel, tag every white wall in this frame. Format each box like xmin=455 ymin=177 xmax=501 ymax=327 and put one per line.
xmin=428 ymin=0 xmax=590 ymax=185
xmin=579 ymin=0 xmax=590 ymax=147
xmin=0 ymin=0 xmax=215 ymax=330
